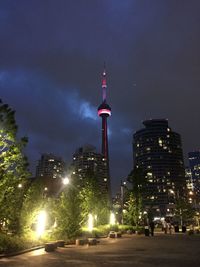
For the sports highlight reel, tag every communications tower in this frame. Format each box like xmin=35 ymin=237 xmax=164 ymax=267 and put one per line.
xmin=97 ymin=66 xmax=111 ymax=196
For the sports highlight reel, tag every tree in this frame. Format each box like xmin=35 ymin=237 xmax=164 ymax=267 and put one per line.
xmin=54 ymin=186 xmax=82 ymax=239
xmin=79 ymin=174 xmax=110 ymax=226
xmin=174 ymin=199 xmax=196 ymax=226
xmin=123 ymin=191 xmax=143 ymax=226
xmin=126 ymin=167 xmax=146 ymax=227
xmin=0 ymin=100 xmax=30 ymax=233
xmin=20 ymin=179 xmax=49 ymax=237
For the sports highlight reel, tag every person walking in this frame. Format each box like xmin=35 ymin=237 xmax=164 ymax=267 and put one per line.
xmin=149 ymin=221 xmax=155 ymax=236
xmin=168 ymin=222 xmax=173 ymax=234
xmin=163 ymin=220 xmax=168 ymax=234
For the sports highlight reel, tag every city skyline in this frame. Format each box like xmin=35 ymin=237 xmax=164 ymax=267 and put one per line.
xmin=1 ymin=1 xmax=200 ymax=193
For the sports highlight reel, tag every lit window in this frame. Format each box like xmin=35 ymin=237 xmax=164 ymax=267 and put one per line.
xmin=104 ymin=178 xmax=107 ymax=182
xmin=158 ymin=138 xmax=163 ymax=146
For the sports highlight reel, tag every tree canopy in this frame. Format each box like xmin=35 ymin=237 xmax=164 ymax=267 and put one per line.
xmin=0 ymin=99 xmax=30 ymax=233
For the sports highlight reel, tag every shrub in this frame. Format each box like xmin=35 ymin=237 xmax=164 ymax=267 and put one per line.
xmin=0 ymin=233 xmax=41 ymax=254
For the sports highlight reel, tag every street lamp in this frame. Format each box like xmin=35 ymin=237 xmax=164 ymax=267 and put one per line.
xmin=63 ymin=177 xmax=70 ymax=185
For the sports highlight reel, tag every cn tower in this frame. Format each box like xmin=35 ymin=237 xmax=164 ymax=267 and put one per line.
xmin=97 ymin=66 xmax=111 ymax=196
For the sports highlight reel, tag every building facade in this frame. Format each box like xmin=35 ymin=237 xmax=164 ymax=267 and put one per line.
xmin=188 ymin=151 xmax=200 ymax=202
xmin=133 ymin=119 xmax=186 ymax=216
xmin=72 ymin=145 xmax=109 ymax=195
xmin=35 ymin=153 xmax=65 ymax=196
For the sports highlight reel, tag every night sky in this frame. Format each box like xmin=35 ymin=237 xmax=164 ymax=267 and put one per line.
xmin=1 ymin=1 xmax=200 ymax=194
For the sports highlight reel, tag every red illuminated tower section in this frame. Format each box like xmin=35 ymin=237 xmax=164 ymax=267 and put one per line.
xmin=98 ymin=67 xmax=111 ymax=196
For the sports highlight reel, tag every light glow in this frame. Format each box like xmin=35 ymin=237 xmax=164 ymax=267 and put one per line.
xmin=36 ymin=210 xmax=46 ymax=238
xmin=110 ymin=212 xmax=116 ymax=225
xmin=88 ymin=214 xmax=94 ymax=232
xmin=98 ymin=109 xmax=111 ymax=116
xmin=63 ymin=177 xmax=70 ymax=185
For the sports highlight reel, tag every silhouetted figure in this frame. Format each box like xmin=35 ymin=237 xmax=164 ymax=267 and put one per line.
xmin=162 ymin=220 xmax=168 ymax=234
xmin=149 ymin=221 xmax=155 ymax=236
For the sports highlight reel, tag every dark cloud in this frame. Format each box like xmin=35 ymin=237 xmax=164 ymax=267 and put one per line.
xmin=1 ymin=0 xmax=200 ymax=194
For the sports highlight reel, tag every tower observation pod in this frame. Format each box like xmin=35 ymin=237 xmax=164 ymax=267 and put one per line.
xmin=97 ymin=66 xmax=111 ymax=198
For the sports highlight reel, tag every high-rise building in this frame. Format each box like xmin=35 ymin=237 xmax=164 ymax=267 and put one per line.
xmin=185 ymin=167 xmax=194 ymax=191
xmin=133 ymin=119 xmax=186 ymax=216
xmin=188 ymin=151 xmax=200 ymax=199
xmin=97 ymin=66 xmax=111 ymax=197
xmin=36 ymin=153 xmax=65 ymax=179
xmin=72 ymin=145 xmax=109 ymax=194
xmin=185 ymin=167 xmax=195 ymax=205
xmin=35 ymin=153 xmax=65 ymax=196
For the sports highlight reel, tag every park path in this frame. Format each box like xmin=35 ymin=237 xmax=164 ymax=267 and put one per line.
xmin=0 ymin=234 xmax=200 ymax=267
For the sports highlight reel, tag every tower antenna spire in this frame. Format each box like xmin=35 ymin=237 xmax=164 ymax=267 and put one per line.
xmin=102 ymin=62 xmax=107 ymax=102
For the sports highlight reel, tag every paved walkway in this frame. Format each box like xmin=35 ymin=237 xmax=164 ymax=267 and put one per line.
xmin=1 ymin=233 xmax=200 ymax=267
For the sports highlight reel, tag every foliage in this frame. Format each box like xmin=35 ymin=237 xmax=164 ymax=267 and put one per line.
xmin=53 ymin=186 xmax=82 ymax=240
xmin=0 ymin=100 xmax=30 ymax=233
xmin=0 ymin=233 xmax=42 ymax=254
xmin=79 ymin=174 xmax=110 ymax=225
xmin=20 ymin=178 xmax=52 ymax=236
xmin=125 ymin=167 xmax=146 ymax=227
xmin=81 ymin=224 xmax=118 ymax=238
xmin=127 ymin=167 xmax=146 ymax=196
xmin=174 ymin=199 xmax=196 ymax=225
xmin=123 ymin=191 xmax=143 ymax=227
xmin=118 ymin=224 xmax=134 ymax=231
